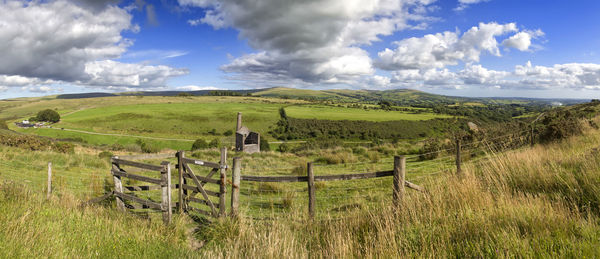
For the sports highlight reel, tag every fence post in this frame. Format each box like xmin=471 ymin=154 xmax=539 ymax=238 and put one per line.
xmin=393 ymin=156 xmax=405 ymax=207
xmin=231 ymin=157 xmax=241 ymax=217
xmin=111 ymin=157 xmax=125 ymax=211
xmin=219 ymin=147 xmax=227 ymax=218
xmin=177 ymin=151 xmax=184 ymax=213
xmin=456 ymin=138 xmax=462 ymax=174
xmin=161 ymin=162 xmax=172 ymax=225
xmin=47 ymin=162 xmax=52 ymax=199
xmin=307 ymin=162 xmax=315 ymax=219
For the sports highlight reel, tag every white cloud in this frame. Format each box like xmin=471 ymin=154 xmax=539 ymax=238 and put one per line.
xmin=83 ymin=60 xmax=188 ymax=88
xmin=176 ymin=85 xmax=220 ymax=91
xmin=183 ymin=0 xmax=437 ymax=86
xmin=376 ymin=22 xmax=527 ymax=71
xmin=388 ymin=61 xmax=600 ymax=91
xmin=455 ymin=0 xmax=489 ymax=11
xmin=502 ymin=30 xmax=544 ymax=51
xmin=0 ymin=0 xmax=188 ymax=93
xmin=0 ymin=0 xmax=134 ymax=81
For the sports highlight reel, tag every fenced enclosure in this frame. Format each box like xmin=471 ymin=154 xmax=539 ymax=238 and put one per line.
xmin=2 ymin=128 xmax=535 ymax=224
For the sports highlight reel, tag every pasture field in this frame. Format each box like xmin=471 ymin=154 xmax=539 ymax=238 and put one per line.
xmin=4 ymin=95 xmax=452 ymax=149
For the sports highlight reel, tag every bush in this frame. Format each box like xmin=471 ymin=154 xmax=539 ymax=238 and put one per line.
xmin=109 ymin=143 xmax=124 ymax=151
xmin=98 ymin=151 xmax=113 ymax=159
xmin=209 ymin=139 xmax=220 ymax=148
xmin=192 ymin=139 xmax=209 ymax=151
xmin=0 ymin=121 xmax=7 ymax=130
xmin=260 ymin=138 xmax=271 ymax=152
xmin=278 ymin=143 xmax=290 ymax=153
xmin=223 ymin=130 xmax=233 ymax=136
xmin=419 ymin=139 xmax=441 ymax=160
xmin=140 ymin=142 xmax=161 ymax=153
xmin=52 ymin=142 xmax=74 ymax=153
xmin=36 ymin=109 xmax=60 ymax=123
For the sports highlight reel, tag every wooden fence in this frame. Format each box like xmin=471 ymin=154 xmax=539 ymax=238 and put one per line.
xmin=232 ymin=156 xmax=424 ymax=218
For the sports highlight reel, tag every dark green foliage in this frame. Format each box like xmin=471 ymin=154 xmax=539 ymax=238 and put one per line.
xmin=36 ymin=109 xmax=60 ymax=123
xmin=271 ymin=117 xmax=455 ymax=141
xmin=98 ymin=151 xmax=113 ymax=159
xmin=192 ymin=139 xmax=209 ymax=151
xmin=0 ymin=121 xmax=7 ymax=130
xmin=260 ymin=138 xmax=270 ymax=151
xmin=52 ymin=142 xmax=74 ymax=153
xmin=209 ymin=139 xmax=220 ymax=148
xmin=292 ymin=138 xmax=343 ymax=152
xmin=278 ymin=143 xmax=290 ymax=153
xmin=177 ymin=92 xmax=194 ymax=97
xmin=223 ymin=130 xmax=233 ymax=136
xmin=539 ymin=110 xmax=584 ymax=143
xmin=208 ymin=128 xmax=217 ymax=135
xmin=208 ymin=90 xmax=243 ymax=96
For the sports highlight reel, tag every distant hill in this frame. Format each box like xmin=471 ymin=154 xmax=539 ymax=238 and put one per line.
xmin=252 ymin=87 xmax=589 ymax=106
xmin=55 ymin=89 xmax=262 ymax=99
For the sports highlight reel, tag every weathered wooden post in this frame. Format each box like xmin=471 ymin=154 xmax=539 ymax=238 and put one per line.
xmin=231 ymin=157 xmax=241 ymax=217
xmin=161 ymin=161 xmax=172 ymax=224
xmin=111 ymin=157 xmax=125 ymax=211
xmin=177 ymin=151 xmax=185 ymax=213
xmin=47 ymin=162 xmax=52 ymax=199
xmin=393 ymin=156 xmax=405 ymax=207
xmin=307 ymin=162 xmax=315 ymax=219
xmin=219 ymin=147 xmax=227 ymax=217
xmin=455 ymin=138 xmax=462 ymax=174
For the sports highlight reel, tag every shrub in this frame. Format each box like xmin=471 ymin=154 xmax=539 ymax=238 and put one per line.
xmin=109 ymin=143 xmax=124 ymax=151
xmin=278 ymin=143 xmax=290 ymax=153
xmin=192 ymin=139 xmax=209 ymax=151
xmin=98 ymin=151 xmax=113 ymax=160
xmin=140 ymin=142 xmax=161 ymax=153
xmin=223 ymin=130 xmax=234 ymax=136
xmin=36 ymin=109 xmax=60 ymax=123
xmin=419 ymin=138 xmax=441 ymax=160
xmin=260 ymin=138 xmax=271 ymax=151
xmin=0 ymin=121 xmax=7 ymax=130
xmin=208 ymin=128 xmax=217 ymax=135
xmin=124 ymin=143 xmax=142 ymax=153
xmin=209 ymin=139 xmax=220 ymax=148
xmin=52 ymin=142 xmax=74 ymax=153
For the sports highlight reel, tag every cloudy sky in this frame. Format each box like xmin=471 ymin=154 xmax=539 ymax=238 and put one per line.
xmin=1 ymin=0 xmax=600 ymax=99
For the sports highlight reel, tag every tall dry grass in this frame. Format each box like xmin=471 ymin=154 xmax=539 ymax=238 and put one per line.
xmin=199 ymin=127 xmax=600 ymax=258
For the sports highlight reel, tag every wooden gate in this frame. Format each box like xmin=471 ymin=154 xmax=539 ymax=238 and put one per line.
xmin=111 ymin=157 xmax=172 ymax=224
xmin=176 ymin=147 xmax=227 ymax=218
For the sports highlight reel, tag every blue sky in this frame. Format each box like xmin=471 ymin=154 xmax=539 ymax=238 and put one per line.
xmin=1 ymin=0 xmax=600 ymax=99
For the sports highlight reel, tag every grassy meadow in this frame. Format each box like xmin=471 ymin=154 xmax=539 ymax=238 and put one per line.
xmin=0 ymin=119 xmax=599 ymax=257
xmin=3 ymin=95 xmax=452 ymax=150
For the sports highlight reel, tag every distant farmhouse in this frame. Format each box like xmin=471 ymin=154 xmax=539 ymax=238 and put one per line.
xmin=15 ymin=120 xmax=46 ymax=128
xmin=235 ymin=112 xmax=260 ymax=153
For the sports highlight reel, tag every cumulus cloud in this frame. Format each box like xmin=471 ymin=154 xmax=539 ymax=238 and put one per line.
xmin=376 ymin=22 xmax=529 ymax=71
xmin=84 ymin=60 xmax=188 ymax=88
xmin=183 ymin=0 xmax=437 ymax=86
xmin=389 ymin=61 xmax=600 ymax=90
xmin=0 ymin=0 xmax=187 ymax=92
xmin=502 ymin=30 xmax=544 ymax=51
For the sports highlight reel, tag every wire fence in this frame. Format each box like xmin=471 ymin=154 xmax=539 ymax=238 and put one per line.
xmin=0 ymin=127 xmax=533 ymax=221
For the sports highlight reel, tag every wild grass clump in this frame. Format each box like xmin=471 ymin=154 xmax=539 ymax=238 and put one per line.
xmin=0 ymin=182 xmax=196 ymax=258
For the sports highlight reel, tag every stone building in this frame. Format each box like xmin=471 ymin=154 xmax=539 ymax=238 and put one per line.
xmin=235 ymin=112 xmax=260 ymax=153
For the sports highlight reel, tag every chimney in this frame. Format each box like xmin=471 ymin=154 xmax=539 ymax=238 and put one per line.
xmin=236 ymin=112 xmax=242 ymax=131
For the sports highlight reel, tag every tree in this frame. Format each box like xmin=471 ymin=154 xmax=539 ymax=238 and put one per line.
xmin=36 ymin=109 xmax=60 ymax=123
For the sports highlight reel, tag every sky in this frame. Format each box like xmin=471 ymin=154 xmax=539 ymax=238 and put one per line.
xmin=1 ymin=0 xmax=600 ymax=99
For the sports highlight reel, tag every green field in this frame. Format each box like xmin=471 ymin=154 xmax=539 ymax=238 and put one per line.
xmin=4 ymin=96 xmax=452 ymax=150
